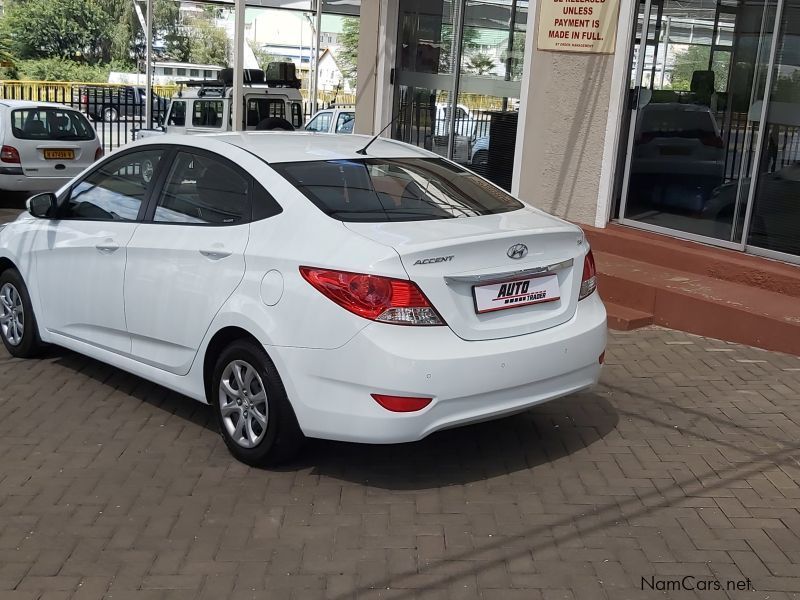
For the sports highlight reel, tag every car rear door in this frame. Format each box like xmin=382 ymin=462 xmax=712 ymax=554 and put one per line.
xmin=124 ymin=147 xmax=251 ymax=375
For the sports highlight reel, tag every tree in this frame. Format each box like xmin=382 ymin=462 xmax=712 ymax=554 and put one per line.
xmin=465 ymin=52 xmax=495 ymax=75
xmin=249 ymin=42 xmax=279 ymax=71
xmin=2 ymin=0 xmax=108 ymax=63
xmin=337 ymin=17 xmax=359 ymax=90
xmin=187 ymin=17 xmax=230 ymax=67
xmin=669 ymin=44 xmax=729 ymax=92
xmin=502 ymin=31 xmax=525 ymax=80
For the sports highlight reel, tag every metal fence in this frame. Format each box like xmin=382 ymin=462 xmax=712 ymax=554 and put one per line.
xmin=1 ymin=80 xmax=355 ymax=153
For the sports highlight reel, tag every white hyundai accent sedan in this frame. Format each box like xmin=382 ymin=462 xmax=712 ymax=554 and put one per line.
xmin=0 ymin=133 xmax=606 ymax=465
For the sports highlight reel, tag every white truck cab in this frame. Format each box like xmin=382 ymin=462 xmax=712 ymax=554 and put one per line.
xmin=138 ymin=65 xmax=304 ymax=139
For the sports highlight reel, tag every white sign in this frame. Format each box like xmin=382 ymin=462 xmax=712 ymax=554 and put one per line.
xmin=537 ymin=0 xmax=620 ymax=54
xmin=473 ymin=274 xmax=561 ymax=314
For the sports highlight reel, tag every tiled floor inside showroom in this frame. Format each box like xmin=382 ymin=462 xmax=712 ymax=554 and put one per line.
xmin=1 ymin=323 xmax=799 ymax=599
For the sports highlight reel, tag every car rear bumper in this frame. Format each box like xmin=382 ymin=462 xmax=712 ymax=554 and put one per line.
xmin=270 ymin=293 xmax=607 ymax=444
xmin=0 ymin=173 xmax=71 ymax=192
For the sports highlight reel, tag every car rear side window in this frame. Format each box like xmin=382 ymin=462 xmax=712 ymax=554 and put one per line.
xmin=272 ymin=158 xmax=524 ymax=222
xmin=192 ymin=100 xmax=224 ymax=128
xmin=11 ymin=108 xmax=95 ymax=141
xmin=154 ymin=151 xmax=249 ymax=225
xmin=246 ymin=99 xmax=286 ymax=127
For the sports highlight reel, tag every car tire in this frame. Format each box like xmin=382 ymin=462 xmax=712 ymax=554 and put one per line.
xmin=102 ymin=106 xmax=119 ymax=123
xmin=0 ymin=269 xmax=45 ymax=358
xmin=211 ymin=339 xmax=304 ymax=467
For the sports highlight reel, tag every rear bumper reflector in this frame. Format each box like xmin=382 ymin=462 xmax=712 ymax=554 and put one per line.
xmin=371 ymin=394 xmax=433 ymax=413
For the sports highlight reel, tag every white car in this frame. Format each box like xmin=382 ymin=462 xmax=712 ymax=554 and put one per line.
xmin=0 ymin=132 xmax=606 ymax=466
xmin=304 ymin=107 xmax=355 ymax=134
xmin=0 ymin=100 xmax=102 ymax=192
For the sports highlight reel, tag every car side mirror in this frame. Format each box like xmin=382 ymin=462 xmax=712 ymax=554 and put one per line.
xmin=26 ymin=193 xmax=56 ymax=219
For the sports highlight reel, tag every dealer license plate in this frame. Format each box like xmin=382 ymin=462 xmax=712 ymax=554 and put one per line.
xmin=473 ymin=274 xmax=560 ymax=314
xmin=43 ymin=149 xmax=74 ymax=160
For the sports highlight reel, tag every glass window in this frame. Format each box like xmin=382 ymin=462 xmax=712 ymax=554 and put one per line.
xmin=204 ymin=70 xmax=213 ymax=78
xmin=192 ymin=100 xmax=224 ymax=128
xmin=11 ymin=108 xmax=95 ymax=141
xmin=335 ymin=112 xmax=355 ymax=133
xmin=190 ymin=69 xmax=200 ymax=77
xmin=154 ymin=151 xmax=249 ymax=225
xmin=291 ymin=103 xmax=303 ymax=128
xmin=246 ymin=98 xmax=287 ymax=127
xmin=305 ymin=111 xmax=332 ymax=132
xmin=177 ymin=68 xmax=186 ymax=76
xmin=272 ymin=157 xmax=523 ymax=222
xmin=61 ymin=150 xmax=163 ymax=221
xmin=167 ymin=101 xmax=186 ymax=126
xmin=747 ymin=1 xmax=800 ymax=258
xmin=163 ymin=67 xmax=173 ymax=75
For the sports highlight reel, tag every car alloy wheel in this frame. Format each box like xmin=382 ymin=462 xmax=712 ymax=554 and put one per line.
xmin=218 ymin=359 xmax=269 ymax=449
xmin=0 ymin=282 xmax=24 ymax=347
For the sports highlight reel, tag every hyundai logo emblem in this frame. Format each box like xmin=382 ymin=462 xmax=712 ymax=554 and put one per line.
xmin=507 ymin=243 xmax=528 ymax=260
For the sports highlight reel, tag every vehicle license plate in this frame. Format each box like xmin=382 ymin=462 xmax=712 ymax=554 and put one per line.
xmin=43 ymin=149 xmax=74 ymax=160
xmin=473 ymin=274 xmax=560 ymax=314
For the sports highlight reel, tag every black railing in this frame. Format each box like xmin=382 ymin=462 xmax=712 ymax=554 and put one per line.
xmin=2 ymin=83 xmax=319 ymax=154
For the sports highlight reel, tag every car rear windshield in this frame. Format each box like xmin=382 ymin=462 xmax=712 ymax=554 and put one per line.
xmin=271 ymin=157 xmax=524 ymax=222
xmin=11 ymin=108 xmax=95 ymax=141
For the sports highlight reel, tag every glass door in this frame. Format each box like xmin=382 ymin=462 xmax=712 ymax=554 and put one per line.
xmin=393 ymin=0 xmax=461 ymax=160
xmin=744 ymin=0 xmax=800 ymax=262
xmin=617 ymin=0 xmax=781 ymax=249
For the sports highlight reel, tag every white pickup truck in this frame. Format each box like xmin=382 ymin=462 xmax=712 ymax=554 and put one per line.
xmin=137 ymin=65 xmax=304 ymax=139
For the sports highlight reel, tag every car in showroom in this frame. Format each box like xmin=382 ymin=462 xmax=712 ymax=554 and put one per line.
xmin=0 ymin=100 xmax=103 ymax=192
xmin=0 ymin=132 xmax=606 ymax=466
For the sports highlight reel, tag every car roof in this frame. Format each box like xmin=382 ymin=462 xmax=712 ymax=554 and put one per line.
xmin=0 ymin=100 xmax=81 ymax=111
xmin=175 ymin=131 xmax=436 ymax=163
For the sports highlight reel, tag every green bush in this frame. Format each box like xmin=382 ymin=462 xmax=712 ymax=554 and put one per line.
xmin=3 ymin=58 xmax=134 ymax=82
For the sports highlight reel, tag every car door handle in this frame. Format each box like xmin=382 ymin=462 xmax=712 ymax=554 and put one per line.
xmin=199 ymin=249 xmax=232 ymax=260
xmin=96 ymin=240 xmax=120 ymax=254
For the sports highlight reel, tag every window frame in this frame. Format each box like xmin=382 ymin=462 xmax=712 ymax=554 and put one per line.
xmin=140 ymin=145 xmax=282 ymax=227
xmin=54 ymin=145 xmax=175 ymax=223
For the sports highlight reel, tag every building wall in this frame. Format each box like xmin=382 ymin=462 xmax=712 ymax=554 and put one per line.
xmin=512 ymin=50 xmax=615 ymax=226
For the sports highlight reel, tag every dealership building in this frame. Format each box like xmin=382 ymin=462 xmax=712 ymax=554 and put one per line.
xmin=343 ymin=0 xmax=799 ymax=267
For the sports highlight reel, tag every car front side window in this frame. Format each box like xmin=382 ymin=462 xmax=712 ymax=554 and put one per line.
xmin=60 ymin=150 xmax=164 ymax=221
xmin=153 ymin=151 xmax=249 ymax=225
xmin=306 ymin=112 xmax=331 ymax=132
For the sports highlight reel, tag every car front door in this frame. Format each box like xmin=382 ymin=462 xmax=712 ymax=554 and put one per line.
xmin=33 ymin=147 xmax=167 ymax=353
xmin=124 ymin=148 xmax=251 ymax=374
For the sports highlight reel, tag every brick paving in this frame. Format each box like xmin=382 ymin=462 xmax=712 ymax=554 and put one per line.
xmin=0 ymin=326 xmax=799 ymax=600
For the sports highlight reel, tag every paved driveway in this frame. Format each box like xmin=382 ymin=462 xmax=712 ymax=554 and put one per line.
xmin=0 ymin=325 xmax=799 ymax=600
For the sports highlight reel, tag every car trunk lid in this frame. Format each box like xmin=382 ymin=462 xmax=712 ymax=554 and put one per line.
xmin=344 ymin=207 xmax=587 ymax=341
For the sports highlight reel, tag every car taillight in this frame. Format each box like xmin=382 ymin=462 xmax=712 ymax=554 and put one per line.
xmin=0 ymin=145 xmax=20 ymax=163
xmin=579 ymin=249 xmax=597 ymax=300
xmin=371 ymin=394 xmax=432 ymax=412
xmin=94 ymin=147 xmax=104 ymax=161
xmin=300 ymin=267 xmax=445 ymax=326
xmin=701 ymin=134 xmax=724 ymax=148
